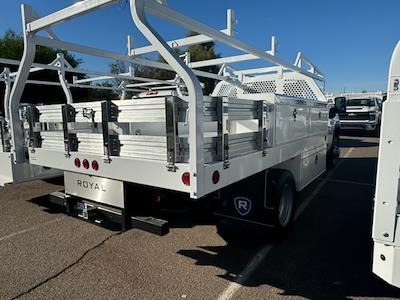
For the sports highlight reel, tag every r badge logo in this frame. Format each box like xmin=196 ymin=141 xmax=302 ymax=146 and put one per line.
xmin=394 ymin=79 xmax=399 ymax=91
xmin=234 ymin=197 xmax=252 ymax=216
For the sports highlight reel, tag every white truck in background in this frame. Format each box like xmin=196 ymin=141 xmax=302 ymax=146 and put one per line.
xmin=0 ymin=0 xmax=343 ymax=242
xmin=373 ymin=41 xmax=400 ymax=288
xmin=338 ymin=96 xmax=382 ymax=136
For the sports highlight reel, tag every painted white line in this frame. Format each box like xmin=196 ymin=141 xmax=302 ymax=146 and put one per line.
xmin=217 ymin=147 xmax=355 ymax=300
xmin=342 ymin=147 xmax=355 ymax=159
xmin=217 ymin=245 xmax=274 ymax=300
xmin=0 ymin=218 xmax=62 ymax=242
xmin=328 ymin=179 xmax=374 ymax=187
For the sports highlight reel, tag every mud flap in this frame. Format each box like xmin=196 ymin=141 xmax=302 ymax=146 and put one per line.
xmin=214 ymin=170 xmax=275 ymax=228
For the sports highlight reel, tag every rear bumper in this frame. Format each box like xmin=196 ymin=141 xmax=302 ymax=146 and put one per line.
xmin=49 ymin=191 xmax=169 ymax=235
xmin=340 ymin=120 xmax=378 ymax=131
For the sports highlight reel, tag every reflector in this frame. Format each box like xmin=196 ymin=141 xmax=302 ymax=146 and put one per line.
xmin=83 ymin=159 xmax=90 ymax=169
xmin=74 ymin=158 xmax=81 ymax=168
xmin=182 ymin=172 xmax=190 ymax=186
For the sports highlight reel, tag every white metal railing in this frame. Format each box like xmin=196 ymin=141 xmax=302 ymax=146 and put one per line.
xmin=6 ymin=0 xmax=325 ymax=198
xmin=0 ymin=56 xmax=145 ymax=121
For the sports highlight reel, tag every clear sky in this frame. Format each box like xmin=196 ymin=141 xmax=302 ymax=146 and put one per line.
xmin=0 ymin=0 xmax=398 ymax=93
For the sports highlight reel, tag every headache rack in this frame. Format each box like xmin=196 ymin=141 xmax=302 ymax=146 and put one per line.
xmin=1 ymin=0 xmax=327 ymax=198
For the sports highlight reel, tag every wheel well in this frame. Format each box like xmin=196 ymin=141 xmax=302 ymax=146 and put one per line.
xmin=270 ymin=159 xmax=300 ymax=191
xmin=268 ymin=169 xmax=296 ymax=190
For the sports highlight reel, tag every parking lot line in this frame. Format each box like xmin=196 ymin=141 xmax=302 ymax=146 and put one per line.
xmin=217 ymin=147 xmax=355 ymax=300
xmin=217 ymin=245 xmax=274 ymax=300
xmin=0 ymin=218 xmax=62 ymax=242
xmin=328 ymin=178 xmax=375 ymax=187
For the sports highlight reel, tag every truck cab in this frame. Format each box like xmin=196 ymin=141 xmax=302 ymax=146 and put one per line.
xmin=338 ymin=96 xmax=382 ymax=135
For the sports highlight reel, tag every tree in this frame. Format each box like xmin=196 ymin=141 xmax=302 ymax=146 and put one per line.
xmin=186 ymin=31 xmax=220 ymax=95
xmin=0 ymin=30 xmax=81 ymax=67
xmin=109 ymin=30 xmax=220 ymax=96
xmin=0 ymin=29 xmax=85 ymax=112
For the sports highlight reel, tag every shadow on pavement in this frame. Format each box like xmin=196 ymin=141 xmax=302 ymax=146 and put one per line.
xmin=26 ymin=132 xmax=395 ymax=298
xmin=341 ymin=130 xmax=379 ymax=138
xmin=30 ymin=195 xmax=66 ymax=214
xmin=177 ymin=156 xmax=400 ymax=299
xmin=340 ymin=137 xmax=379 ymax=148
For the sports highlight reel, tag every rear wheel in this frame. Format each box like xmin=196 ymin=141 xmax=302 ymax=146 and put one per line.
xmin=216 ymin=169 xmax=295 ymax=245
xmin=267 ymin=170 xmax=295 ymax=234
xmin=278 ymin=183 xmax=294 ymax=228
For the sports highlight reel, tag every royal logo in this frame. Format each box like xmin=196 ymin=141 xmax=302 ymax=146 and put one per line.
xmin=234 ymin=197 xmax=252 ymax=216
xmin=77 ymin=180 xmax=106 ymax=192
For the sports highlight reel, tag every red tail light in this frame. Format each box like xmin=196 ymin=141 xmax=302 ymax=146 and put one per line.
xmin=212 ymin=170 xmax=220 ymax=184
xmin=92 ymin=160 xmax=99 ymax=171
xmin=82 ymin=159 xmax=90 ymax=169
xmin=74 ymin=158 xmax=81 ymax=168
xmin=182 ymin=172 xmax=190 ymax=186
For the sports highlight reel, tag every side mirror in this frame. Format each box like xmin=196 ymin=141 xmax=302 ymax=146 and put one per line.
xmin=334 ymin=97 xmax=347 ymax=113
xmin=328 ymin=107 xmax=336 ymax=119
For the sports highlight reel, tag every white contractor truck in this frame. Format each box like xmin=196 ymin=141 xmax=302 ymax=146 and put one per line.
xmin=372 ymin=41 xmax=400 ymax=287
xmin=338 ymin=96 xmax=382 ymax=136
xmin=0 ymin=0 xmax=343 ymax=241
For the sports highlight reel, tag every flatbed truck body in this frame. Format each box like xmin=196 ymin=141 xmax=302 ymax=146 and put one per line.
xmin=0 ymin=0 xmax=342 ymax=239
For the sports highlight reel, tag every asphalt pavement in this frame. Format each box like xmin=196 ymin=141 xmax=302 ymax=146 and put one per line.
xmin=0 ymin=134 xmax=399 ymax=300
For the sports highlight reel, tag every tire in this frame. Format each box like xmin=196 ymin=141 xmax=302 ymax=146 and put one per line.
xmin=265 ymin=169 xmax=295 ymax=234
xmin=374 ymin=122 xmax=381 ymax=137
xmin=327 ymin=134 xmax=340 ymax=169
xmin=216 ymin=169 xmax=295 ymax=245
